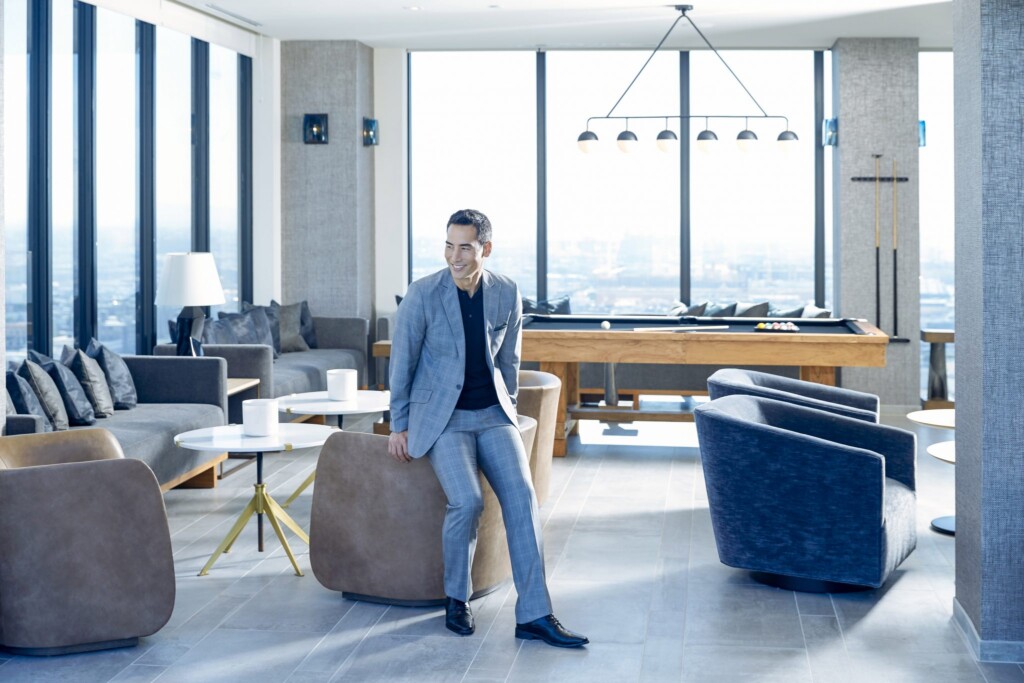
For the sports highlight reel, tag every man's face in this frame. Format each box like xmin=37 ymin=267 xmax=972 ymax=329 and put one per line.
xmin=445 ymin=223 xmax=491 ymax=285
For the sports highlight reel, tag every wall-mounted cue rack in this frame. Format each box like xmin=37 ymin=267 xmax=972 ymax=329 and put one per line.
xmin=851 ymin=156 xmax=911 ymax=344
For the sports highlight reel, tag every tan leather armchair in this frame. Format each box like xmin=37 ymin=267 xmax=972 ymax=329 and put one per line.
xmin=310 ymin=415 xmax=537 ymax=605
xmin=517 ymin=370 xmax=561 ymax=506
xmin=0 ymin=429 xmax=175 ymax=655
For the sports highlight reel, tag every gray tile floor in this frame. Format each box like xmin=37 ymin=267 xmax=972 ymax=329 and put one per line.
xmin=3 ymin=409 xmax=1023 ymax=682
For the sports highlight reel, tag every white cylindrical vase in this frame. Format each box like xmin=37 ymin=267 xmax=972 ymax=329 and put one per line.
xmin=242 ymin=398 xmax=279 ymax=436
xmin=327 ymin=368 xmax=358 ymax=401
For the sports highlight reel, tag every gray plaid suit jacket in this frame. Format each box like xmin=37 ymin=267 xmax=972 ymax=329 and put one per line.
xmin=389 ymin=268 xmax=523 ymax=458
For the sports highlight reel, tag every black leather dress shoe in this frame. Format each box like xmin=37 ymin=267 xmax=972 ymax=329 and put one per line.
xmin=515 ymin=614 xmax=589 ymax=648
xmin=445 ymin=597 xmax=475 ymax=636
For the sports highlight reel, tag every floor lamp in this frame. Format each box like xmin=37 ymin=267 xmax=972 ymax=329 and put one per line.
xmin=155 ymin=252 xmax=226 ymax=356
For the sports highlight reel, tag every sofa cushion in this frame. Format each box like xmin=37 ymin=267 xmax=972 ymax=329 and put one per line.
xmin=704 ymin=302 xmax=738 ymax=317
xmin=272 ymin=349 xmax=363 ymax=398
xmin=98 ymin=403 xmax=225 ymax=485
xmin=61 ymin=346 xmax=115 ymax=417
xmin=278 ymin=303 xmax=311 ymax=353
xmin=219 ymin=308 xmax=278 ymax=358
xmin=17 ymin=360 xmax=70 ymax=431
xmin=241 ymin=302 xmax=282 ymax=355
xmin=734 ymin=301 xmax=770 ymax=318
xmin=5 ymin=387 xmax=16 ymax=416
xmin=802 ymin=304 xmax=832 ymax=318
xmin=28 ymin=350 xmax=96 ymax=426
xmin=86 ymin=339 xmax=138 ymax=409
xmin=201 ymin=317 xmax=240 ymax=345
xmin=668 ymin=301 xmax=708 ymax=316
xmin=768 ymin=306 xmax=805 ymax=318
xmin=523 ymin=295 xmax=571 ymax=315
xmin=6 ymin=371 xmax=54 ymax=432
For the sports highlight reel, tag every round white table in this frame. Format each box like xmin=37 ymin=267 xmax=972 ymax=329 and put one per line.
xmin=907 ymin=409 xmax=956 ymax=535
xmin=277 ymin=390 xmax=390 ymax=507
xmin=175 ymin=423 xmax=337 ymax=576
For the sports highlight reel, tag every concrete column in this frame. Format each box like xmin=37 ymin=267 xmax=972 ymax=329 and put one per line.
xmin=280 ymin=41 xmax=375 ymax=320
xmin=831 ymin=38 xmax=920 ymax=405
xmin=952 ymin=0 xmax=1024 ymax=662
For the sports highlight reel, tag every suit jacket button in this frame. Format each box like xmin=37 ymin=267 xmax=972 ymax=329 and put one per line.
xmin=456 ymin=384 xmax=462 ymax=390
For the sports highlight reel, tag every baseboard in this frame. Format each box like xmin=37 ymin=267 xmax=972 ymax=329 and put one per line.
xmin=953 ymin=598 xmax=1024 ymax=662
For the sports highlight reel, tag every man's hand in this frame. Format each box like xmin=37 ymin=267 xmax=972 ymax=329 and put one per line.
xmin=388 ymin=431 xmax=412 ymax=463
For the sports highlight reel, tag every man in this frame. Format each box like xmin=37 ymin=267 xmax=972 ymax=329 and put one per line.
xmin=388 ymin=209 xmax=588 ymax=648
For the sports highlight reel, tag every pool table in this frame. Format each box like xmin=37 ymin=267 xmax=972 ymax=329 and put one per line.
xmin=372 ymin=314 xmax=888 ymax=456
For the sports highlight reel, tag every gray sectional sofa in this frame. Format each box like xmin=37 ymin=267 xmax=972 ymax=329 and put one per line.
xmin=4 ymin=355 xmax=228 ymax=491
xmin=157 ymin=316 xmax=370 ymax=423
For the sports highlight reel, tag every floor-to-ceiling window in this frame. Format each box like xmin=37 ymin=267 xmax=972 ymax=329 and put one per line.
xmin=3 ymin=2 xmax=251 ymax=357
xmin=154 ymin=27 xmax=193 ymax=342
xmin=209 ymin=44 xmax=240 ymax=316
xmin=919 ymin=51 xmax=955 ymax=400
xmin=409 ymin=52 xmax=537 ymax=297
xmin=51 ymin=0 xmax=74 ymax=353
xmin=546 ymin=51 xmax=680 ymax=314
xmin=95 ymin=7 xmax=138 ymax=352
xmin=4 ymin=0 xmax=29 ymax=362
xmin=689 ymin=50 xmax=816 ymax=309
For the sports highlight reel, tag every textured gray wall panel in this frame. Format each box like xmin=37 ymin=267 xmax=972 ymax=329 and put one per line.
xmin=280 ymin=41 xmax=374 ymax=320
xmin=955 ymin=0 xmax=1024 ymax=651
xmin=954 ymin=0 xmax=983 ymax=636
xmin=832 ymin=39 xmax=920 ymax=405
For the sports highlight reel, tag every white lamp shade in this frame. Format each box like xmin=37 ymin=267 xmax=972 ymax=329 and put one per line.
xmin=155 ymin=252 xmax=226 ymax=307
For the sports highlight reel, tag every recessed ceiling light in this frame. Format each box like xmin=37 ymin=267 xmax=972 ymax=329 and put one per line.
xmin=488 ymin=4 xmax=502 ymax=8
xmin=403 ymin=5 xmax=421 ymax=10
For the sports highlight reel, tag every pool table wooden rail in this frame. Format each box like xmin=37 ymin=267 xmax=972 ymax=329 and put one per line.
xmin=372 ymin=320 xmax=887 ymax=457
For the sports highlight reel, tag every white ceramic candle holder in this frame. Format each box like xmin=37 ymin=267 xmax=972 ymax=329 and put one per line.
xmin=242 ymin=398 xmax=279 ymax=436
xmin=327 ymin=368 xmax=358 ymax=401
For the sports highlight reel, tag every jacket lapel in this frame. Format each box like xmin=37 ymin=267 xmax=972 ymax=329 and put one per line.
xmin=439 ymin=272 xmax=465 ymax=358
xmin=483 ymin=270 xmax=499 ymax=335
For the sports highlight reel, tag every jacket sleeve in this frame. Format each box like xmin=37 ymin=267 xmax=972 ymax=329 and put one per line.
xmin=388 ymin=283 xmax=427 ymax=433
xmin=495 ymin=282 xmax=523 ymax=406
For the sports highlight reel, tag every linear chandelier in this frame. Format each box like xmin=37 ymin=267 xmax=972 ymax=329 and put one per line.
xmin=577 ymin=5 xmax=798 ymax=153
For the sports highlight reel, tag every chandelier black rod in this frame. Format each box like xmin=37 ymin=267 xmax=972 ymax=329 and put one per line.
xmin=604 ymin=11 xmax=687 ymax=118
xmin=681 ymin=10 xmax=769 ymax=117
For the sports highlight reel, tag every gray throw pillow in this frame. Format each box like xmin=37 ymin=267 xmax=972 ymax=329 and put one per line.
xmin=704 ymin=302 xmax=738 ymax=317
xmin=220 ymin=308 xmax=278 ymax=358
xmin=241 ymin=302 xmax=281 ymax=354
xmin=522 ymin=295 xmax=572 ymax=315
xmin=85 ymin=338 xmax=138 ymax=410
xmin=734 ymin=301 xmax=771 ymax=318
xmin=61 ymin=346 xmax=115 ymax=417
xmin=768 ymin=306 xmax=805 ymax=318
xmin=5 ymin=387 xmax=16 ymax=416
xmin=802 ymin=304 xmax=832 ymax=318
xmin=29 ymin=350 xmax=96 ymax=426
xmin=201 ymin=317 xmax=240 ymax=345
xmin=667 ymin=301 xmax=708 ymax=316
xmin=299 ymin=301 xmax=318 ymax=348
xmin=17 ymin=359 xmax=70 ymax=430
xmin=6 ymin=371 xmax=54 ymax=432
xmin=278 ymin=302 xmax=310 ymax=353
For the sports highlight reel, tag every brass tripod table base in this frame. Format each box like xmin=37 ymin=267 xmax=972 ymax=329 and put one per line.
xmin=282 ymin=471 xmax=316 ymax=508
xmin=199 ymin=483 xmax=310 ymax=577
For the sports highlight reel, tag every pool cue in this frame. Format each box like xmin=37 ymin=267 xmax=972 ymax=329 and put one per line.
xmin=892 ymin=158 xmax=900 ymax=338
xmin=873 ymin=154 xmax=882 ymax=329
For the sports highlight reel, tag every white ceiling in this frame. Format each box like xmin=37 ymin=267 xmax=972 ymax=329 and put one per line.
xmin=180 ymin=1 xmax=953 ymax=50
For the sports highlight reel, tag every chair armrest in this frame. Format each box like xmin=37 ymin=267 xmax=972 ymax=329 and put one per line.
xmin=2 ymin=415 xmax=46 ymax=435
xmin=0 ymin=458 xmax=175 ymax=649
xmin=759 ymin=399 xmax=916 ymax=490
xmin=123 ymin=356 xmax=228 ymax=418
xmin=710 ymin=381 xmax=878 ymax=422
xmin=157 ymin=343 xmax=274 ymax=397
xmin=756 ymin=373 xmax=879 ymax=415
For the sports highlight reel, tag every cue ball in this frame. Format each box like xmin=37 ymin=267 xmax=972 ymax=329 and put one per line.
xmin=600 ymin=320 xmax=611 ymax=330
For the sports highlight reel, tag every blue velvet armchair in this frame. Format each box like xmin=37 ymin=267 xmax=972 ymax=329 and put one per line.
xmin=693 ymin=394 xmax=916 ymax=591
xmin=707 ymin=368 xmax=880 ymax=422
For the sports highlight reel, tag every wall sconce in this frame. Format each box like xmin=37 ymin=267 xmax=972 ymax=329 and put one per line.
xmin=363 ymin=117 xmax=379 ymax=146
xmin=303 ymin=114 xmax=328 ymax=144
xmin=822 ymin=118 xmax=838 ymax=147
